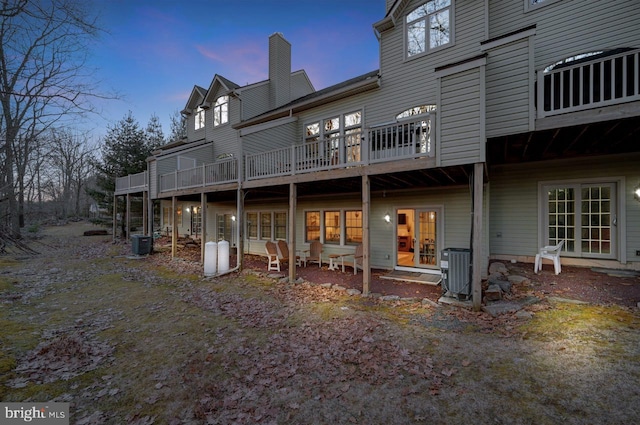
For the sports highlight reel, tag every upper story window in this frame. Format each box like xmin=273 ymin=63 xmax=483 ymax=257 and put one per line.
xmin=194 ymin=106 xmax=205 ymax=131
xmin=525 ymin=0 xmax=562 ymax=12
xmin=213 ymin=96 xmax=229 ymax=127
xmin=406 ymin=0 xmax=452 ymax=58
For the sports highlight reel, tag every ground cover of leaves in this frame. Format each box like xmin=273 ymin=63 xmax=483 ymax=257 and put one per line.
xmin=0 ymin=223 xmax=639 ymax=424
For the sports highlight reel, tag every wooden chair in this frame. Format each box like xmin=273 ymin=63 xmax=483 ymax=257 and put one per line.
xmin=304 ymin=241 xmax=323 ymax=267
xmin=265 ymin=241 xmax=281 ymax=272
xmin=277 ymin=240 xmax=301 ymax=267
xmin=534 ymin=240 xmax=564 ymax=275
xmin=352 ymin=244 xmax=363 ymax=275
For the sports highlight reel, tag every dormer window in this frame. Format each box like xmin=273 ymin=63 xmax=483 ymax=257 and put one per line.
xmin=213 ymin=95 xmax=229 ymax=127
xmin=406 ymin=0 xmax=452 ymax=58
xmin=194 ymin=106 xmax=205 ymax=130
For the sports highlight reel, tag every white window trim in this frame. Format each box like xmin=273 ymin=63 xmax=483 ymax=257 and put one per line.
xmin=304 ymin=208 xmax=363 ymax=246
xmin=524 ymin=0 xmax=562 ymax=13
xmin=404 ymin=0 xmax=455 ymax=61
xmin=194 ymin=107 xmax=205 ymax=131
xmin=302 ymin=109 xmax=363 ymax=141
xmin=246 ymin=210 xmax=288 ymax=241
xmin=213 ymin=95 xmax=229 ymax=127
xmin=537 ymin=177 xmax=626 ymax=262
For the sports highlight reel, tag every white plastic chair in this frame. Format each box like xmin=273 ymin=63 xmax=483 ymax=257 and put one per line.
xmin=534 ymin=240 xmax=565 ymax=275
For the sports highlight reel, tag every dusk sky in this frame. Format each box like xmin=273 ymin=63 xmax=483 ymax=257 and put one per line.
xmin=89 ymin=0 xmax=385 ymax=140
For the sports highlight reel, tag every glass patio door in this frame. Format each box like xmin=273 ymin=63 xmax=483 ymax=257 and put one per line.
xmin=396 ymin=208 xmax=440 ymax=269
xmin=545 ymin=183 xmax=616 ymax=258
xmin=415 ymin=209 xmax=438 ymax=267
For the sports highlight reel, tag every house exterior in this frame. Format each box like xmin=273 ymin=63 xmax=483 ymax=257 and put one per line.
xmin=115 ymin=0 xmax=640 ymax=307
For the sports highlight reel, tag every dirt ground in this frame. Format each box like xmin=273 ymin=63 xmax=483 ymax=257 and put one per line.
xmin=1 ymin=223 xmax=639 ymax=424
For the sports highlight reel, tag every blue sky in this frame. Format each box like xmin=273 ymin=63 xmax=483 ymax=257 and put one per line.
xmin=89 ymin=0 xmax=385 ymax=140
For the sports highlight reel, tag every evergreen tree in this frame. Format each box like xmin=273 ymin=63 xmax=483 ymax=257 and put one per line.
xmin=90 ymin=111 xmax=151 ymax=205
xmin=146 ymin=113 xmax=166 ymax=151
xmin=168 ymin=109 xmax=187 ymax=144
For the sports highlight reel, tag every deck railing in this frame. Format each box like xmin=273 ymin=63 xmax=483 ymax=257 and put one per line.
xmin=125 ymin=116 xmax=435 ymax=192
xmin=115 ymin=171 xmax=147 ymax=194
xmin=158 ymin=157 xmax=238 ymax=193
xmin=538 ymin=48 xmax=640 ymax=118
xmin=245 ymin=116 xmax=434 ymax=180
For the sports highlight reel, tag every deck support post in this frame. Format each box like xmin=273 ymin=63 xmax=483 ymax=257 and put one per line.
xmin=201 ymin=192 xmax=207 ymax=263
xmin=237 ymin=187 xmax=244 ymax=271
xmin=171 ymin=196 xmax=177 ymax=259
xmin=112 ymin=194 xmax=117 ymax=243
xmin=288 ymin=183 xmax=297 ymax=284
xmin=126 ymin=193 xmax=131 ymax=241
xmin=472 ymin=162 xmax=484 ymax=311
xmin=362 ymin=174 xmax=370 ymax=295
xmin=142 ymin=191 xmax=148 ymax=236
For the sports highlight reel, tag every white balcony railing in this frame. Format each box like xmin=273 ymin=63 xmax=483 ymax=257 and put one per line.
xmin=538 ymin=48 xmax=640 ymax=118
xmin=245 ymin=116 xmax=434 ymax=180
xmin=115 ymin=171 xmax=148 ymax=194
xmin=159 ymin=157 xmax=238 ymax=193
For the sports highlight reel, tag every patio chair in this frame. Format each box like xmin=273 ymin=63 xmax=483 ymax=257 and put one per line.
xmin=277 ymin=240 xmax=302 ymax=267
xmin=304 ymin=241 xmax=323 ymax=268
xmin=352 ymin=244 xmax=363 ymax=275
xmin=265 ymin=241 xmax=281 ymax=272
xmin=534 ymin=240 xmax=564 ymax=275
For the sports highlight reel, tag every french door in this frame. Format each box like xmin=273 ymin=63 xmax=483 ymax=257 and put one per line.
xmin=544 ymin=183 xmax=616 ymax=258
xmin=396 ymin=207 xmax=442 ymax=269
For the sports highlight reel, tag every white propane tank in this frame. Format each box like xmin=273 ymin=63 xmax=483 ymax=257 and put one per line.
xmin=218 ymin=240 xmax=230 ymax=273
xmin=204 ymin=241 xmax=217 ymax=277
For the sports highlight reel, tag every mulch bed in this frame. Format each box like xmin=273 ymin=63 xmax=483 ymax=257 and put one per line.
xmin=149 ymin=237 xmax=640 ymax=308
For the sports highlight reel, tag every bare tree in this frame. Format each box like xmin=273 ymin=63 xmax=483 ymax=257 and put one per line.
xmin=0 ymin=0 xmax=103 ymax=238
xmin=46 ymin=129 xmax=95 ymax=219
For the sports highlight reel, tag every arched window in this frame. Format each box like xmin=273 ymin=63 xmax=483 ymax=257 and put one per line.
xmin=396 ymin=104 xmax=437 ymax=120
xmin=213 ymin=95 xmax=229 ymax=127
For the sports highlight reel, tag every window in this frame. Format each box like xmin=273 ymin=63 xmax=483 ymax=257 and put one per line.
xmin=406 ymin=0 xmax=452 ymax=58
xmin=246 ymin=212 xmax=258 ymax=238
xmin=305 ymin=211 xmax=320 ymax=242
xmin=542 ymin=182 xmax=616 ymax=258
xmin=217 ymin=214 xmax=233 ymax=242
xmin=396 ymin=104 xmax=437 ymax=120
xmin=345 ymin=210 xmax=362 ymax=245
xmin=303 ymin=111 xmax=363 ymax=165
xmin=260 ymin=212 xmax=272 ymax=239
xmin=324 ymin=210 xmax=341 ymax=244
xmin=274 ymin=212 xmax=287 ymax=240
xmin=195 ymin=106 xmax=205 ymax=130
xmin=191 ymin=206 xmax=202 ymax=236
xmin=525 ymin=0 xmax=562 ymax=12
xmin=213 ymin=95 xmax=228 ymax=127
xmin=162 ymin=207 xmax=172 ymax=230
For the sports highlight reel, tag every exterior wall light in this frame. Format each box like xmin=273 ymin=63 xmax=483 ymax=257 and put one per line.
xmin=634 ymin=183 xmax=640 ymax=202
xmin=231 ymin=215 xmax=236 ymax=221
xmin=384 ymin=213 xmax=391 ymax=223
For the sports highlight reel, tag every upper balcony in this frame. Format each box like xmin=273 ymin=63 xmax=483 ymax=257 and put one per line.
xmin=114 ymin=171 xmax=148 ymax=195
xmin=120 ymin=116 xmax=437 ymax=196
xmin=538 ymin=48 xmax=640 ymax=121
xmin=159 ymin=157 xmax=239 ymax=193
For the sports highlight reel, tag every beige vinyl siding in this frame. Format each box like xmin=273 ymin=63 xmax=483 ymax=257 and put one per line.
xmin=485 ymin=38 xmax=531 ymax=137
xmin=148 ymin=160 xmax=158 ymax=199
xmin=242 ymin=121 xmax=297 ymax=155
xmin=239 ymin=82 xmax=270 ymax=121
xmin=489 ymin=1 xmax=640 ymax=70
xmin=439 ymin=68 xmax=482 ymax=166
xmin=370 ymin=0 xmax=485 ymax=127
xmin=290 ymin=71 xmax=315 ymax=100
xmin=489 ymin=154 xmax=640 ymax=264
